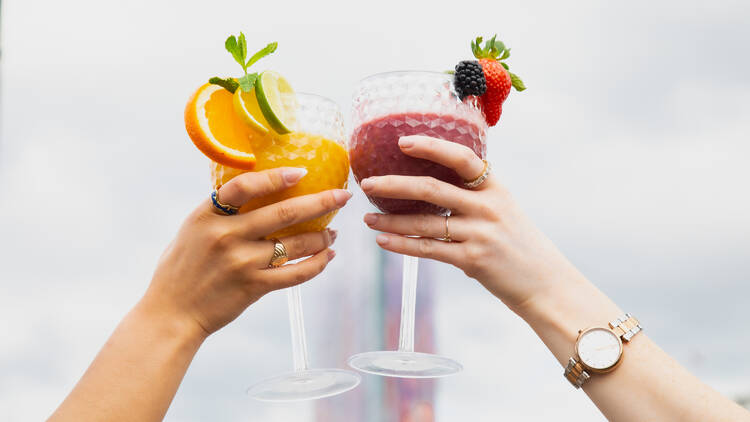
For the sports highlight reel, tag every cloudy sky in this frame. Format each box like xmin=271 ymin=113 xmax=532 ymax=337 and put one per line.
xmin=1 ymin=0 xmax=749 ymax=420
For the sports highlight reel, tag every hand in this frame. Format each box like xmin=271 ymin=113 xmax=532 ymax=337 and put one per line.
xmin=143 ymin=167 xmax=352 ymax=337
xmin=360 ymin=136 xmax=584 ymax=313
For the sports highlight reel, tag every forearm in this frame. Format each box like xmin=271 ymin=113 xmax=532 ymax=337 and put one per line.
xmin=49 ymin=298 xmax=206 ymax=422
xmin=517 ymin=274 xmax=750 ymax=421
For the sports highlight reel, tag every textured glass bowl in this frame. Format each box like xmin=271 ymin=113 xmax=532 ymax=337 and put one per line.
xmin=349 ymin=71 xmax=487 ymax=215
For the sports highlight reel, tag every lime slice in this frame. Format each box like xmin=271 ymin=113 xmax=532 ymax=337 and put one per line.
xmin=233 ymin=88 xmax=270 ymax=134
xmin=255 ymin=71 xmax=297 ymax=134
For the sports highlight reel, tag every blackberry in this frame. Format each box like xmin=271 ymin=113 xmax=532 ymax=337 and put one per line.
xmin=453 ymin=60 xmax=487 ymax=100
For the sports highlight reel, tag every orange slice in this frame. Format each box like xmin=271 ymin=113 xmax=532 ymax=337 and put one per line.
xmin=185 ymin=83 xmax=268 ymax=170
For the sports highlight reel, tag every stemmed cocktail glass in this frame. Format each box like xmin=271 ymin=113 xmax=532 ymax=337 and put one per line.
xmin=347 ymin=71 xmax=487 ymax=378
xmin=213 ymin=93 xmax=361 ymax=400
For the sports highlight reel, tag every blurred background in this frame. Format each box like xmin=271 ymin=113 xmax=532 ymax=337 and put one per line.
xmin=1 ymin=0 xmax=749 ymax=420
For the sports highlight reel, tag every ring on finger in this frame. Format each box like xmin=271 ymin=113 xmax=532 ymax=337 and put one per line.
xmin=210 ymin=190 xmax=240 ymax=215
xmin=268 ymin=239 xmax=289 ymax=268
xmin=443 ymin=215 xmax=452 ymax=242
xmin=463 ymin=160 xmax=492 ymax=189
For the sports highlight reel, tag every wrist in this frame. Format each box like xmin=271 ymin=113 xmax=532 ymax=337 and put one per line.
xmin=513 ymin=274 xmax=624 ymax=366
xmin=133 ymin=294 xmax=209 ymax=348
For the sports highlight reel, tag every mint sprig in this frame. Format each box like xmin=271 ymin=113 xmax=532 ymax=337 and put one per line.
xmin=210 ymin=33 xmax=278 ymax=93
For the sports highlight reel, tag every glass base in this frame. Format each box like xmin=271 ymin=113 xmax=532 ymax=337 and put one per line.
xmin=246 ymin=368 xmax=361 ymax=402
xmin=347 ymin=351 xmax=463 ymax=378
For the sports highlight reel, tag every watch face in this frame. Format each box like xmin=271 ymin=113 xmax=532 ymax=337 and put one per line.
xmin=577 ymin=328 xmax=622 ymax=370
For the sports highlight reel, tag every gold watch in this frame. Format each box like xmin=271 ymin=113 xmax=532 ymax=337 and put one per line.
xmin=564 ymin=313 xmax=642 ymax=389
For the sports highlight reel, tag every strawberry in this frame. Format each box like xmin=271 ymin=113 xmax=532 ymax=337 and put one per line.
xmin=470 ymin=35 xmax=525 ymax=127
xmin=482 ymin=97 xmax=503 ymax=126
xmin=479 ymin=58 xmax=512 ymax=102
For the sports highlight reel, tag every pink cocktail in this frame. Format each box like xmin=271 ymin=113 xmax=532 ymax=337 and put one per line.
xmin=350 ymin=112 xmax=485 ymax=215
xmin=347 ymin=71 xmax=487 ymax=378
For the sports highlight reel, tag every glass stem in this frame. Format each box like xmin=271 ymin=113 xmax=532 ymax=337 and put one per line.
xmin=287 ymin=285 xmax=310 ymax=372
xmin=397 ymin=255 xmax=419 ymax=353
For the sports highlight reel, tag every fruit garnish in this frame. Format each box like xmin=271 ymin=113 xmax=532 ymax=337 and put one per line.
xmin=457 ymin=35 xmax=526 ymax=127
xmin=453 ymin=60 xmax=487 ymax=100
xmin=233 ymin=87 xmax=271 ymax=135
xmin=185 ymin=83 xmax=263 ymax=170
xmin=255 ymin=71 xmax=298 ymax=135
xmin=185 ymin=33 xmax=296 ymax=168
xmin=209 ymin=33 xmax=278 ymax=94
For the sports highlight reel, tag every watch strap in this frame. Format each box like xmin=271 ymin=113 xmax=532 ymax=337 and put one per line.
xmin=608 ymin=313 xmax=642 ymax=342
xmin=564 ymin=357 xmax=590 ymax=389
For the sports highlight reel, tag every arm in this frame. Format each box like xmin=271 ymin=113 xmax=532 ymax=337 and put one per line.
xmin=48 ymin=302 xmax=205 ymax=422
xmin=360 ymin=135 xmax=750 ymax=421
xmin=49 ymin=167 xmax=352 ymax=422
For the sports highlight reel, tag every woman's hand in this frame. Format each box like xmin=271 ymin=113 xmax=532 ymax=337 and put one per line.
xmin=144 ymin=167 xmax=352 ymax=337
xmin=360 ymin=135 xmax=583 ymax=313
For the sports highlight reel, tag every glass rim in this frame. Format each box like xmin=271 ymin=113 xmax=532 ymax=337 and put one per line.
xmin=356 ymin=70 xmax=452 ymax=84
xmin=295 ymin=91 xmax=341 ymax=108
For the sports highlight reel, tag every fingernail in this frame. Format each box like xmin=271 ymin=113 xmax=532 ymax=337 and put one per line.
xmin=328 ymin=249 xmax=336 ymax=260
xmin=332 ymin=189 xmax=353 ymax=206
xmin=282 ymin=168 xmax=307 ymax=184
xmin=376 ymin=234 xmax=389 ymax=245
xmin=328 ymin=229 xmax=338 ymax=245
xmin=398 ymin=137 xmax=415 ymax=148
xmin=363 ymin=213 xmax=378 ymax=226
xmin=360 ymin=178 xmax=374 ymax=191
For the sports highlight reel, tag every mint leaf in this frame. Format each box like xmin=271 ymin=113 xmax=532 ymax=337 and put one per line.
xmin=238 ymin=73 xmax=258 ymax=92
xmin=238 ymin=32 xmax=248 ymax=68
xmin=500 ymin=62 xmax=509 ymax=70
xmin=225 ymin=35 xmax=246 ymax=70
xmin=209 ymin=77 xmax=239 ymax=93
xmin=509 ymin=72 xmax=526 ymax=91
xmin=246 ymin=42 xmax=278 ymax=69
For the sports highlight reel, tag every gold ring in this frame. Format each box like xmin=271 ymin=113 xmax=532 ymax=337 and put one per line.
xmin=443 ymin=215 xmax=452 ymax=242
xmin=268 ymin=239 xmax=289 ymax=268
xmin=210 ymin=190 xmax=240 ymax=215
xmin=463 ymin=160 xmax=491 ymax=189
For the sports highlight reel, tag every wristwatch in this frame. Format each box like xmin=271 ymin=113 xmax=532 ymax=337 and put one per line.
xmin=564 ymin=313 xmax=642 ymax=388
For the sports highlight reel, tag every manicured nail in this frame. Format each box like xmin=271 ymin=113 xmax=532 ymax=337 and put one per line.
xmin=327 ymin=249 xmax=336 ymax=260
xmin=328 ymin=229 xmax=338 ymax=245
xmin=332 ymin=189 xmax=353 ymax=206
xmin=363 ymin=213 xmax=378 ymax=226
xmin=282 ymin=167 xmax=307 ymax=184
xmin=376 ymin=234 xmax=389 ymax=245
xmin=398 ymin=136 xmax=415 ymax=148
xmin=360 ymin=178 xmax=375 ymax=191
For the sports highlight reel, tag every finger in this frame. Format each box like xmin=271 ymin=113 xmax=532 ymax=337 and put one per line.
xmin=260 ymin=248 xmax=335 ymax=290
xmin=398 ymin=136 xmax=486 ymax=182
xmin=238 ymin=190 xmax=352 ymax=239
xmin=360 ymin=175 xmax=471 ymax=213
xmin=257 ymin=229 xmax=336 ymax=267
xmin=364 ymin=213 xmax=469 ymax=242
xmin=209 ymin=167 xmax=308 ymax=215
xmin=374 ymin=233 xmax=457 ymax=263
